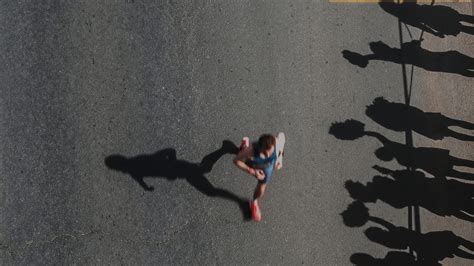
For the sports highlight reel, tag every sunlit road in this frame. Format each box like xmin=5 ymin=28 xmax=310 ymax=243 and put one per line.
xmin=1 ymin=1 xmax=473 ymax=265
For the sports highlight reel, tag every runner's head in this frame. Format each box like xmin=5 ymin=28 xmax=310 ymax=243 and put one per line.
xmin=105 ymin=155 xmax=129 ymax=172
xmin=258 ymin=134 xmax=276 ymax=157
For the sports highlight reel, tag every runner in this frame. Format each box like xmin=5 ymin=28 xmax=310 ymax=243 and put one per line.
xmin=233 ymin=133 xmax=285 ymax=222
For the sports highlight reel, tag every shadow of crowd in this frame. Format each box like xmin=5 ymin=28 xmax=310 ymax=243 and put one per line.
xmin=333 ymin=1 xmax=474 ymax=265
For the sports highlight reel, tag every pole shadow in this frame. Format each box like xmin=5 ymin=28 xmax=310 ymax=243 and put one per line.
xmin=104 ymin=140 xmax=251 ymax=220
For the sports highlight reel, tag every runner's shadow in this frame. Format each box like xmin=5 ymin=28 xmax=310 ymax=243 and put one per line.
xmin=104 ymin=140 xmax=251 ymax=220
xmin=379 ymin=1 xmax=474 ymax=38
xmin=366 ymin=97 xmax=474 ymax=141
xmin=342 ymin=40 xmax=474 ymax=77
xmin=345 ymin=166 xmax=474 ymax=222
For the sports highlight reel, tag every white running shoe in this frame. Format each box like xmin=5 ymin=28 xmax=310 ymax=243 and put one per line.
xmin=240 ymin=137 xmax=249 ymax=151
xmin=275 ymin=132 xmax=285 ymax=170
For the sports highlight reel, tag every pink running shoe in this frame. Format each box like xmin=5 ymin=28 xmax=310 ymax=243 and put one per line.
xmin=249 ymin=200 xmax=262 ymax=222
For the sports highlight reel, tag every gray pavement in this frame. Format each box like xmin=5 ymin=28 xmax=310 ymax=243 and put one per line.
xmin=1 ymin=1 xmax=473 ymax=265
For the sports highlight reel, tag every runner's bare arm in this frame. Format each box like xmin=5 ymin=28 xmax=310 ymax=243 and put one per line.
xmin=233 ymin=146 xmax=257 ymax=176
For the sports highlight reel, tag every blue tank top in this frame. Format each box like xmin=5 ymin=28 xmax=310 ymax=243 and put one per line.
xmin=246 ymin=142 xmax=277 ymax=169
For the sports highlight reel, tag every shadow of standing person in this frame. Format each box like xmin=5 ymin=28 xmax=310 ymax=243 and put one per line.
xmin=105 ymin=140 xmax=250 ymax=220
xmin=341 ymin=201 xmax=474 ymax=263
xmin=329 ymin=120 xmax=474 ymax=181
xmin=373 ymin=165 xmax=474 ymax=221
xmin=351 ymin=251 xmax=440 ymax=266
xmin=345 ymin=166 xmax=474 ymax=222
xmin=366 ymin=97 xmax=474 ymax=141
xmin=365 ymin=225 xmax=474 ymax=263
xmin=342 ymin=40 xmax=474 ymax=77
xmin=379 ymin=1 xmax=474 ymax=38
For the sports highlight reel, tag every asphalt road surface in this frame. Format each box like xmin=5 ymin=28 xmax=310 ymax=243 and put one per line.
xmin=1 ymin=1 xmax=473 ymax=265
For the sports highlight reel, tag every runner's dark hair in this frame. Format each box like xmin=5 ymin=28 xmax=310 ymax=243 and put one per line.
xmin=258 ymin=134 xmax=276 ymax=150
